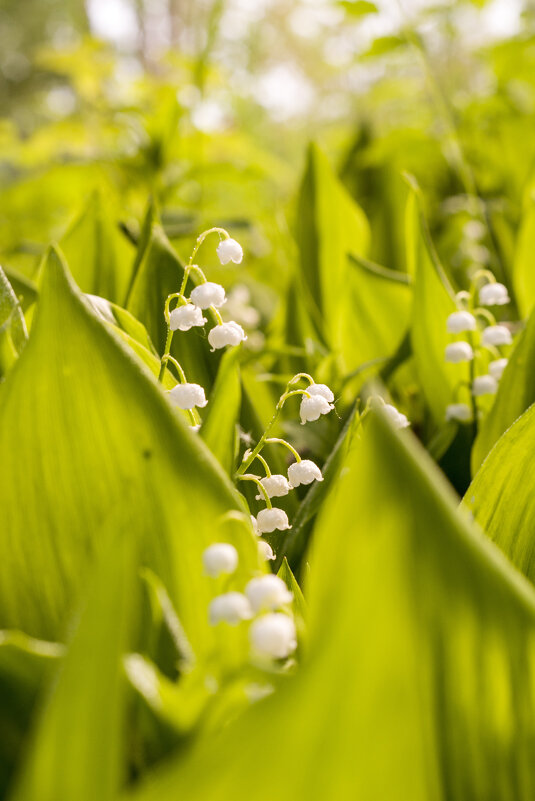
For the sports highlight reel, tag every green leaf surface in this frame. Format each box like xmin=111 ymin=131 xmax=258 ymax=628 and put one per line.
xmin=338 ymin=0 xmax=378 ymax=17
xmin=10 ymin=530 xmax=138 ymax=801
xmin=471 ymin=307 xmax=534 ymax=472
xmin=513 ymin=197 xmax=535 ymax=317
xmin=128 ymin=416 xmax=535 ymax=801
xmin=0 ymin=247 xmax=261 ymax=650
xmin=0 ymin=265 xmax=28 ymax=377
xmin=200 ymin=348 xmax=241 ymax=475
xmin=465 ymin=403 xmax=535 ymax=584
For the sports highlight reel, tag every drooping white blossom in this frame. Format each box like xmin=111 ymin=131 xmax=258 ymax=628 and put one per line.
xmin=208 ymin=592 xmax=253 ymax=625
xmin=489 ymin=357 xmax=508 ymax=380
xmin=255 ymin=474 xmax=291 ymax=499
xmin=479 ymin=282 xmax=510 ymax=306
xmin=445 ymin=342 xmax=474 ymax=363
xmin=216 ymin=238 xmax=244 ymax=265
xmin=255 ymin=507 xmax=291 ymax=533
xmin=169 ymin=303 xmax=207 ymax=331
xmin=481 ymin=325 xmax=512 ymax=347
xmin=299 ymin=394 xmax=334 ymax=424
xmin=168 ymin=383 xmax=208 ymax=410
xmin=463 ymin=220 xmax=486 ymax=240
xmin=258 ymin=540 xmax=276 ymax=561
xmin=208 ymin=321 xmax=247 ymax=350
xmin=287 ymin=459 xmax=323 ymax=488
xmin=249 ymin=613 xmax=297 ymax=659
xmin=472 ymin=374 xmax=498 ymax=396
xmin=202 ymin=543 xmax=239 ymax=578
xmin=245 ymin=575 xmax=293 ymax=612
xmin=445 ymin=403 xmax=472 ymax=422
xmin=446 ymin=311 xmax=477 ymax=333
xmin=308 ymin=383 xmax=335 ymax=403
xmin=381 ymin=403 xmax=410 ymax=429
xmin=190 ymin=281 xmax=226 ymax=309
xmin=251 ymin=515 xmax=260 ymax=536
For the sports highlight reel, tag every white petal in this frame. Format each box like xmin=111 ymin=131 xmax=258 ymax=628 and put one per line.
xmin=190 ymin=282 xmax=226 ymax=309
xmin=216 ymin=238 xmax=244 ymax=265
xmin=245 ymin=575 xmax=293 ymax=612
xmin=203 ymin=543 xmax=239 ymax=578
xmin=249 ymin=613 xmax=297 ymax=659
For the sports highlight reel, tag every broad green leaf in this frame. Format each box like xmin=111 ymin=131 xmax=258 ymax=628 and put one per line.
xmin=200 ymin=348 xmax=241 ymax=475
xmin=0 ymin=247 xmax=261 ymax=650
xmin=465 ymin=404 xmax=535 ymax=584
xmin=10 ymin=528 xmax=138 ymax=801
xmin=277 ymin=558 xmax=307 ymax=624
xmin=361 ymin=35 xmax=405 ymax=58
xmin=471 ymin=306 xmax=535 ymax=472
xmin=1 ymin=268 xmax=38 ymax=312
xmin=0 ymin=265 xmax=27 ymax=377
xmin=338 ymin=0 xmax=378 ymax=17
xmin=128 ymin=416 xmax=535 ymax=801
xmin=513 ymin=196 xmax=535 ymax=317
xmin=60 ymin=190 xmax=134 ymax=304
xmin=406 ymin=182 xmax=461 ymax=425
xmin=126 ymin=204 xmax=216 ymax=390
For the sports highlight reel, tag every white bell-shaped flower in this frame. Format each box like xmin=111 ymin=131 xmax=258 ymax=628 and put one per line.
xmin=255 ymin=507 xmax=291 ymax=533
xmin=445 ymin=342 xmax=474 ymax=363
xmin=489 ymin=357 xmax=508 ymax=380
xmin=445 ymin=403 xmax=472 ymax=422
xmin=299 ymin=394 xmax=334 ymax=424
xmin=250 ymin=514 xmax=260 ymax=536
xmin=169 ymin=303 xmax=207 ymax=331
xmin=472 ymin=374 xmax=498 ymax=396
xmin=249 ymin=613 xmax=297 ymax=659
xmin=381 ymin=403 xmax=410 ymax=429
xmin=479 ymin=282 xmax=510 ymax=306
xmin=168 ymin=382 xmax=208 ymax=410
xmin=255 ymin=474 xmax=291 ymax=500
xmin=190 ymin=281 xmax=226 ymax=309
xmin=481 ymin=325 xmax=512 ymax=347
xmin=258 ymin=540 xmax=276 ymax=561
xmin=308 ymin=383 xmax=335 ymax=403
xmin=446 ymin=311 xmax=477 ymax=333
xmin=208 ymin=321 xmax=247 ymax=350
xmin=288 ymin=459 xmax=323 ymax=488
xmin=216 ymin=238 xmax=243 ymax=265
xmin=202 ymin=543 xmax=238 ymax=578
xmin=209 ymin=592 xmax=253 ymax=625
xmin=245 ymin=575 xmax=293 ymax=612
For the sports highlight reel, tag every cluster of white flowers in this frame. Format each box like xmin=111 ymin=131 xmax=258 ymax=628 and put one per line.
xmin=204 ymin=542 xmax=297 ymax=661
xmin=444 ymin=278 xmax=512 ymax=423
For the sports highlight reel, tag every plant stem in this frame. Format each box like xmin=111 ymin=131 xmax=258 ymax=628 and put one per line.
xmin=237 ymin=475 xmax=272 ymax=507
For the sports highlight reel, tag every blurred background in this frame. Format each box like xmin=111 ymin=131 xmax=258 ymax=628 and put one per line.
xmin=1 ymin=0 xmax=535 ymax=295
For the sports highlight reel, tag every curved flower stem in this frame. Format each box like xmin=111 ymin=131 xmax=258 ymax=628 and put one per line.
xmin=254 ymin=453 xmax=272 ymax=477
xmin=288 ymin=372 xmax=315 ymax=386
xmin=238 ymin=475 xmax=272 ymax=508
xmin=160 ymin=354 xmax=187 ymax=383
xmin=473 ymin=308 xmax=496 ymax=327
xmin=264 ymin=438 xmax=301 ymax=462
xmin=472 ymin=269 xmax=496 ymax=287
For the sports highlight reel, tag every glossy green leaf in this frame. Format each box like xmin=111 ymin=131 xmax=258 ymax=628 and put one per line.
xmin=60 ymin=190 xmax=134 ymax=304
xmin=513 ymin=196 xmax=535 ymax=317
xmin=0 ymin=265 xmax=27 ymax=377
xmin=0 ymin=247 xmax=261 ymax=649
xmin=471 ymin=306 xmax=535 ymax=471
xmin=338 ymin=0 xmax=378 ymax=17
xmin=465 ymin=403 xmax=535 ymax=584
xmin=128 ymin=416 xmax=535 ymax=801
xmin=200 ymin=348 xmax=241 ymax=475
xmin=406 ymin=182 xmax=461 ymax=424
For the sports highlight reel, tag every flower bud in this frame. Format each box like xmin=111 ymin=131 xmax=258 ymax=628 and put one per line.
xmin=446 ymin=311 xmax=476 ymax=333
xmin=288 ymin=459 xmax=323 ymax=488
xmin=255 ymin=474 xmax=291 ymax=499
xmin=299 ymin=394 xmax=334 ymax=424
xmin=445 ymin=342 xmax=474 ymax=363
xmin=472 ymin=374 xmax=498 ymax=396
xmin=190 ymin=281 xmax=226 ymax=309
xmin=168 ymin=383 xmax=208 ymax=409
xmin=245 ymin=575 xmax=293 ymax=612
xmin=255 ymin=508 xmax=291 ymax=533
xmin=208 ymin=321 xmax=247 ymax=350
xmin=489 ymin=357 xmax=508 ymax=380
xmin=169 ymin=303 xmax=207 ymax=331
xmin=381 ymin=403 xmax=410 ymax=429
xmin=208 ymin=592 xmax=253 ymax=625
xmin=249 ymin=613 xmax=297 ymax=659
xmin=216 ymin=238 xmax=243 ymax=265
xmin=479 ymin=282 xmax=510 ymax=306
xmin=481 ymin=325 xmax=512 ymax=347
xmin=308 ymin=383 xmax=335 ymax=403
xmin=445 ymin=403 xmax=472 ymax=422
xmin=202 ymin=543 xmax=238 ymax=578
xmin=258 ymin=541 xmax=276 ymax=561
